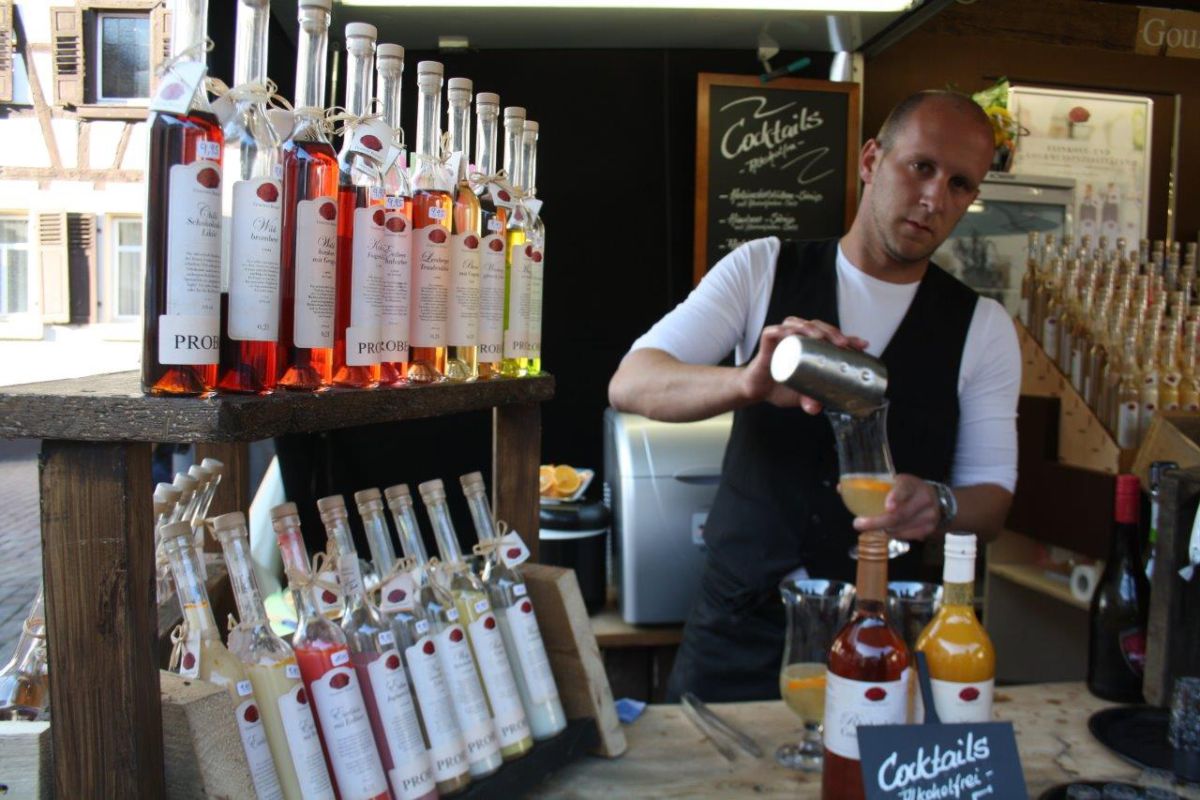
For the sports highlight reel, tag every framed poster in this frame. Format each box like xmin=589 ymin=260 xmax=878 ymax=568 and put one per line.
xmin=693 ymin=73 xmax=860 ymax=285
xmin=1009 ymin=86 xmax=1153 ymax=247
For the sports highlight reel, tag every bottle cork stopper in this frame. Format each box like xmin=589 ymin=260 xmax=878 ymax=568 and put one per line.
xmin=504 ymin=106 xmax=526 ymax=120
xmin=317 ymin=495 xmax=346 ymax=515
xmin=448 ymin=77 xmax=472 ymax=92
xmin=210 ymin=511 xmax=247 ymax=533
xmin=417 ymin=61 xmax=443 ymax=76
xmin=173 ymin=474 xmax=198 ymax=492
xmin=459 ymin=471 xmax=485 ymax=494
xmin=354 ymin=487 xmax=382 ymax=506
xmin=476 ymin=92 xmax=499 ymax=107
xmin=417 ymin=479 xmax=445 ymax=502
xmin=384 ymin=484 xmax=411 ymax=508
xmin=269 ymin=501 xmax=299 ymax=521
xmin=377 ymin=43 xmax=404 ymax=60
xmin=154 ymin=484 xmax=181 ymax=504
xmin=160 ymin=520 xmax=192 ymax=542
xmin=200 ymin=457 xmax=225 ymax=475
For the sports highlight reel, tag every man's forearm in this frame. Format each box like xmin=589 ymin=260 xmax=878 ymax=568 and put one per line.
xmin=948 ymin=484 xmax=1012 ymax=543
xmin=608 ymin=349 xmax=749 ymax=422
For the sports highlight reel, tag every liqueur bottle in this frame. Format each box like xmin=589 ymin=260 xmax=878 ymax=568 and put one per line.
xmin=141 ymin=0 xmax=223 ymax=396
xmin=385 ymin=484 xmax=503 ymax=779
xmin=408 ymin=61 xmax=454 ymax=383
xmin=217 ymin=0 xmax=281 ymax=394
xmin=376 ymin=44 xmax=411 ymax=386
xmin=419 ymin=479 xmax=533 ymax=760
xmin=1019 ymin=232 xmax=1039 ymax=328
xmin=472 ymin=93 xmax=506 ymax=379
xmin=333 ymin=24 xmax=384 ymax=389
xmin=459 ymin=471 xmax=567 ymax=739
xmin=212 ymin=512 xmax=335 ymax=800
xmin=270 ymin=504 xmax=390 ymax=800
xmin=821 ymin=532 xmax=909 ymax=800
xmin=317 ymin=496 xmax=436 ymax=800
xmin=914 ymin=533 xmax=995 ymax=723
xmin=445 ymin=77 xmax=481 ymax=382
xmin=1087 ymin=475 xmax=1150 ymax=703
xmin=162 ymin=521 xmax=285 ymax=800
xmin=277 ymin=0 xmax=337 ymax=391
xmin=355 ymin=488 xmax=472 ymax=796
xmin=521 ymin=120 xmax=544 ymax=376
xmin=0 ymin=585 xmax=48 ymax=721
xmin=1144 ymin=460 xmax=1178 ymax=580
xmin=501 ymin=106 xmax=530 ymax=377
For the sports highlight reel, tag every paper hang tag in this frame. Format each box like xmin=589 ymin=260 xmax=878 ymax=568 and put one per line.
xmin=498 ymin=531 xmax=531 ymax=568
xmin=314 ymin=570 xmax=343 ymax=616
xmin=180 ymin=628 xmax=201 ymax=679
xmin=488 ymin=182 xmax=518 ymax=209
xmin=524 ymin=197 xmax=544 ymax=219
xmin=382 ymin=144 xmax=406 ymax=176
xmin=446 ymin=152 xmax=465 ymax=184
xmin=378 ymin=571 xmax=417 ymax=614
xmin=347 ymin=118 xmax=393 ymax=163
xmin=210 ymin=93 xmax=235 ymax=128
xmin=1181 ymin=504 xmax=1200 ymax=581
xmin=150 ymin=60 xmax=207 ymax=115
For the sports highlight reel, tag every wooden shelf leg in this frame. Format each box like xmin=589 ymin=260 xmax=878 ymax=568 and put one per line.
xmin=493 ymin=402 xmax=542 ymax=562
xmin=40 ymin=440 xmax=164 ymax=798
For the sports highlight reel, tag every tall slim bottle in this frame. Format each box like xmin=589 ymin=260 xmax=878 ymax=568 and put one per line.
xmin=914 ymin=533 xmax=994 ymax=723
xmin=269 ymin=504 xmax=390 ymax=800
xmin=473 ymin=93 xmax=506 ymax=379
xmin=460 ymin=472 xmax=567 ymax=739
xmin=501 ymin=106 xmax=530 ymax=377
xmin=162 ymin=521 xmax=285 ymax=800
xmin=355 ymin=488 xmax=472 ymax=796
xmin=217 ymin=0 xmax=280 ymax=394
xmin=409 ymin=62 xmax=454 ymax=382
xmin=522 ymin=120 xmax=544 ymax=377
xmin=385 ymin=484 xmax=503 ymax=779
xmin=0 ymin=585 xmax=47 ymax=721
xmin=277 ymin=0 xmax=336 ymax=391
xmin=376 ymin=44 xmax=411 ymax=385
xmin=141 ymin=0 xmax=223 ymax=395
xmin=317 ymin=496 xmax=437 ymax=800
xmin=212 ymin=512 xmax=335 ymax=800
xmin=445 ymin=77 xmax=481 ymax=382
xmin=821 ymin=532 xmax=909 ymax=800
xmin=419 ymin=479 xmax=534 ymax=760
xmin=333 ymin=24 xmax=384 ymax=389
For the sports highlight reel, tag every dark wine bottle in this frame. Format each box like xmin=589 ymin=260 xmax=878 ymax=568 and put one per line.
xmin=1087 ymin=473 xmax=1150 ymax=703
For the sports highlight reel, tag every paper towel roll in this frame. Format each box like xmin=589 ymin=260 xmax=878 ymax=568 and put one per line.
xmin=1071 ymin=565 xmax=1099 ymax=603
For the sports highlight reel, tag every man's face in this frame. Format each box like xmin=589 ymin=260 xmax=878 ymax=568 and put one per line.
xmin=860 ymin=101 xmax=993 ymax=267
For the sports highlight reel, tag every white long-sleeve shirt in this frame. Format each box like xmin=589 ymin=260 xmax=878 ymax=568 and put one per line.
xmin=630 ymin=236 xmax=1021 ymax=492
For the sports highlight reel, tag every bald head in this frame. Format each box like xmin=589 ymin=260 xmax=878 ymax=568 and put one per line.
xmin=876 ymin=91 xmax=994 ymax=155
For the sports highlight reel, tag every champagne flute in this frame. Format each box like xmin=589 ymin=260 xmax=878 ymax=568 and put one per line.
xmin=777 ymin=578 xmax=855 ymax=771
xmin=826 ymin=400 xmax=910 ymax=559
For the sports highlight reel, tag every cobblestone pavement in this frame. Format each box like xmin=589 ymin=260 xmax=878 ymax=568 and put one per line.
xmin=0 ymin=439 xmax=42 ymax=658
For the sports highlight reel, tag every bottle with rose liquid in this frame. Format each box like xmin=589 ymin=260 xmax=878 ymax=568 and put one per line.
xmin=472 ymin=93 xmax=506 ymax=379
xmin=217 ymin=0 xmax=281 ymax=394
xmin=0 ymin=585 xmax=48 ymax=721
xmin=500 ymin=106 xmax=530 ymax=378
xmin=384 ymin=484 xmax=503 ymax=779
xmin=269 ymin=504 xmax=390 ymax=800
xmin=821 ymin=532 xmax=909 ymax=800
xmin=212 ymin=512 xmax=335 ymax=800
xmin=277 ymin=0 xmax=337 ymax=391
xmin=914 ymin=533 xmax=994 ymax=723
xmin=419 ymin=479 xmax=534 ymax=760
xmin=162 ymin=521 xmax=285 ymax=799
xmin=376 ymin=44 xmax=411 ymax=386
xmin=141 ymin=0 xmax=223 ymax=396
xmin=459 ymin=472 xmax=566 ymax=740
xmin=332 ymin=24 xmax=385 ymax=389
xmin=521 ymin=120 xmax=544 ymax=377
xmin=409 ymin=62 xmax=454 ymax=383
xmin=355 ymin=488 xmax=472 ymax=796
xmin=317 ymin=495 xmax=437 ymax=800
xmin=444 ymin=77 xmax=481 ymax=382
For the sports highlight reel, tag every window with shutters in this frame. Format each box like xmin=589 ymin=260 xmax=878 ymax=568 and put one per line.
xmin=50 ymin=2 xmax=166 ymax=114
xmin=111 ymin=216 xmax=141 ymax=319
xmin=0 ymin=1 xmax=14 ymax=104
xmin=0 ymin=216 xmax=32 ymax=316
xmin=94 ymin=12 xmax=150 ymax=103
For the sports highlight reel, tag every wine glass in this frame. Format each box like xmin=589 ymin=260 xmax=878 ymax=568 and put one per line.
xmin=826 ymin=401 xmax=910 ymax=559
xmin=777 ymin=578 xmax=855 ymax=771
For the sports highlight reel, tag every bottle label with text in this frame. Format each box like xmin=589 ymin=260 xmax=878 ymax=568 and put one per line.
xmin=501 ymin=600 xmax=559 ymax=706
xmin=161 ymin=160 xmax=222 ymax=365
xmin=293 ymin=198 xmax=337 ymax=349
xmin=346 ymin=207 xmax=386 ymax=366
xmin=478 ymin=233 xmax=506 ymax=363
xmin=448 ymin=232 xmax=481 ymax=345
xmin=468 ymin=612 xmax=531 ymax=748
xmin=915 ymin=678 xmax=994 ymax=724
xmin=435 ymin=625 xmax=499 ymax=764
xmin=404 ymin=636 xmax=469 ymax=783
xmin=527 ymin=244 xmax=544 ymax=359
xmin=228 ymin=178 xmax=282 ymax=341
xmin=381 ymin=209 xmax=412 ymax=362
xmin=366 ymin=650 xmax=436 ymax=800
xmin=822 ymin=669 xmax=910 ymax=761
xmin=412 ymin=225 xmax=450 ymax=347
xmin=235 ymin=697 xmax=285 ymax=800
xmin=310 ymin=665 xmax=390 ymax=799
xmin=277 ymin=683 xmax=335 ymax=799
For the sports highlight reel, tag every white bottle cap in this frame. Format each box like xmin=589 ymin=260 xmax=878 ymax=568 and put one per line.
xmin=377 ymin=43 xmax=405 ymax=60
xmin=299 ymin=0 xmax=332 ymax=10
xmin=944 ymin=532 xmax=977 ymax=559
xmin=524 ymin=120 xmax=538 ymax=133
xmin=476 ymin=92 xmax=500 ymax=107
xmin=943 ymin=532 xmax=977 ymax=584
xmin=417 ymin=60 xmax=444 ymax=76
xmin=504 ymin=105 xmax=526 ymax=120
xmin=345 ymin=22 xmax=377 ymax=40
xmin=448 ymin=77 xmax=473 ymax=91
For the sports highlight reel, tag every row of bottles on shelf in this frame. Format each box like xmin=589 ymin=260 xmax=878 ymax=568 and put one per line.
xmin=155 ymin=464 xmax=564 ymax=800
xmin=1019 ymin=230 xmax=1200 ymax=449
xmin=144 ymin=0 xmax=547 ymax=397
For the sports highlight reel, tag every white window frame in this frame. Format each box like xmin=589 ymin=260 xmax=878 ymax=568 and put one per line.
xmin=94 ymin=11 xmax=151 ymax=105
xmin=0 ymin=214 xmax=33 ymax=319
xmin=108 ymin=215 xmax=142 ymax=322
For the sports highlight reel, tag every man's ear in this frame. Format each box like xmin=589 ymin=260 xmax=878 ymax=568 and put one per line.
xmin=860 ymin=138 xmax=882 ymax=185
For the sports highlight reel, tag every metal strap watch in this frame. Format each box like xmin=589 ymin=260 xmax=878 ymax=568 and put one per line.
xmin=928 ymin=480 xmax=957 ymax=528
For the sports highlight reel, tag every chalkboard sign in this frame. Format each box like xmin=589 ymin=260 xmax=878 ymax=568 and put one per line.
xmin=693 ymin=73 xmax=860 ymax=284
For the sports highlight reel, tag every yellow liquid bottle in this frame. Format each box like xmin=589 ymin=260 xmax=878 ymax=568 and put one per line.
xmin=521 ymin=120 xmax=544 ymax=376
xmin=914 ymin=533 xmax=995 ymax=723
xmin=445 ymin=77 xmax=480 ymax=381
xmin=473 ymin=93 xmax=507 ymax=379
xmin=501 ymin=106 xmax=531 ymax=377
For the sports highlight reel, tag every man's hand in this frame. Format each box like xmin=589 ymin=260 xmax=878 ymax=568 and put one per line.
xmin=849 ymin=474 xmax=941 ymax=541
xmin=741 ymin=317 xmax=868 ymax=414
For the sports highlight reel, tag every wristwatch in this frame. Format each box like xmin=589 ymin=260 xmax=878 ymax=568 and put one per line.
xmin=927 ymin=481 xmax=957 ymax=529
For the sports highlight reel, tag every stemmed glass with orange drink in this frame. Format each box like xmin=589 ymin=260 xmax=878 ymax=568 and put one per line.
xmin=827 ymin=401 xmax=910 ymax=559
xmin=777 ymin=578 xmax=855 ymax=771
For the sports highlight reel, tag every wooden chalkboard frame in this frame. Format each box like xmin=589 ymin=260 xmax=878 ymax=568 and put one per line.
xmin=693 ymin=73 xmax=861 ymax=286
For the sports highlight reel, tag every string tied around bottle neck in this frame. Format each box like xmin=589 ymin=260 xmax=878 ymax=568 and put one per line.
xmin=324 ymin=99 xmax=385 ymax=138
xmin=284 ymin=550 xmax=342 ymax=598
xmin=471 ymin=518 xmax=511 ymax=559
xmin=371 ymin=555 xmax=417 ymax=604
xmin=206 ymin=77 xmax=294 ymax=113
xmin=22 ymin=616 xmax=46 ymax=640
xmin=155 ymin=36 xmax=215 ymax=80
xmin=467 ymin=168 xmax=522 ymax=199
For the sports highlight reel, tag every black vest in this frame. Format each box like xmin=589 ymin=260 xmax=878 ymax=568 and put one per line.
xmin=703 ymin=239 xmax=978 ymax=593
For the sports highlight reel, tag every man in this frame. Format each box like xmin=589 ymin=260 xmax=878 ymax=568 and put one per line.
xmin=608 ymin=91 xmax=1021 ymax=702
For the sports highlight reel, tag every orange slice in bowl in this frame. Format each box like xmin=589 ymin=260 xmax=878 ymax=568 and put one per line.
xmin=539 ymin=465 xmax=557 ymax=496
xmin=553 ymin=465 xmax=581 ymax=498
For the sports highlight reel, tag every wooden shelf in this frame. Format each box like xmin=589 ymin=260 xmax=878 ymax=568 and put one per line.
xmin=590 ymin=607 xmax=684 ymax=649
xmin=987 ymin=562 xmax=1089 ymax=611
xmin=0 ymin=370 xmax=555 ymax=443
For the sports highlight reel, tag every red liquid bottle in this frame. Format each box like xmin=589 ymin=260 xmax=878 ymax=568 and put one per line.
xmin=141 ymin=0 xmax=222 ymax=396
xmin=277 ymin=0 xmax=336 ymax=391
xmin=271 ymin=503 xmax=390 ymax=800
xmin=822 ymin=532 xmax=910 ymax=800
xmin=376 ymin=45 xmax=412 ymax=386
xmin=444 ymin=77 xmax=481 ymax=382
xmin=472 ymin=93 xmax=507 ymax=380
xmin=217 ymin=0 xmax=280 ymax=394
xmin=332 ymin=24 xmax=385 ymax=389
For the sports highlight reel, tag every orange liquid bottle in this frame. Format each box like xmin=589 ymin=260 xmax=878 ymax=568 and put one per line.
xmin=473 ymin=93 xmax=507 ymax=379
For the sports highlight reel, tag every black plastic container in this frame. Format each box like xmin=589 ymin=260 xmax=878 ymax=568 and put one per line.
xmin=539 ymin=500 xmax=610 ymax=614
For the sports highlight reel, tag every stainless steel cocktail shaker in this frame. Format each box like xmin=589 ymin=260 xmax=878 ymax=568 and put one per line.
xmin=769 ymin=335 xmax=888 ymax=414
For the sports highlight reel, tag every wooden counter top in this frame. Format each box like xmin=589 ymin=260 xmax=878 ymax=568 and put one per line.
xmin=531 ymin=682 xmax=1196 ymax=798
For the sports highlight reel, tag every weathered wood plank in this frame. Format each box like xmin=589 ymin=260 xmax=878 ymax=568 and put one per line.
xmin=0 ymin=721 xmax=53 ymax=800
xmin=1145 ymin=466 xmax=1200 ymax=706
xmin=0 ymin=371 xmax=554 ymax=443
xmin=160 ymin=671 xmax=256 ymax=800
xmin=493 ymin=402 xmax=543 ymax=563
xmin=40 ymin=440 xmax=164 ymax=798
